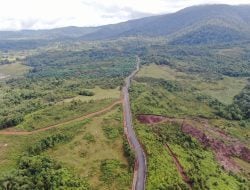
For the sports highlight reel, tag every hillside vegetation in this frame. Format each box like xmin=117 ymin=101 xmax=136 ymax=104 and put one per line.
xmin=0 ymin=4 xmax=250 ymax=190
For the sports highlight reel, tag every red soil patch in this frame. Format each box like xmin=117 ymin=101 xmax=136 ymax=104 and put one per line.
xmin=182 ymin=123 xmax=250 ymax=172
xmin=137 ymin=114 xmax=166 ymax=124
xmin=137 ymin=114 xmax=250 ymax=173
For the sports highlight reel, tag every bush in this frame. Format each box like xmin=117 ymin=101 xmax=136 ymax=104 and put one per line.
xmin=28 ymin=133 xmax=70 ymax=155
xmin=0 ymin=155 xmax=90 ymax=190
xmin=123 ymin=136 xmax=135 ymax=170
xmin=79 ymin=90 xmax=95 ymax=96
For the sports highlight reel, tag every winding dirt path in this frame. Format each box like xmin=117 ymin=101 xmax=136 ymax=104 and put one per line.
xmin=165 ymin=144 xmax=192 ymax=189
xmin=0 ymin=100 xmax=122 ymax=135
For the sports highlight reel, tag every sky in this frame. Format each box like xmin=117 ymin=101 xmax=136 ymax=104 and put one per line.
xmin=0 ymin=0 xmax=250 ymax=31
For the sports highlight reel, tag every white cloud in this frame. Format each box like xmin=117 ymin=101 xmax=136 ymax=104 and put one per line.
xmin=0 ymin=0 xmax=249 ymax=30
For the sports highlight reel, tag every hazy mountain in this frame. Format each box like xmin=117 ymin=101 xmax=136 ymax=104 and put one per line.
xmin=82 ymin=4 xmax=250 ymax=44
xmin=1 ymin=4 xmax=250 ymax=48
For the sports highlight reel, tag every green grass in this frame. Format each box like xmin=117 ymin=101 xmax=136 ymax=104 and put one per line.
xmin=196 ymin=77 xmax=247 ymax=105
xmin=0 ymin=63 xmax=30 ymax=79
xmin=138 ymin=64 xmax=247 ymax=104
xmin=210 ymin=119 xmax=250 ymax=144
xmin=0 ymin=104 xmax=131 ymax=190
xmin=0 ymin=118 xmax=91 ymax=177
xmin=131 ymin=70 xmax=249 ymax=189
xmin=46 ymin=106 xmax=132 ymax=190
xmin=62 ymin=86 xmax=121 ymax=103
xmin=155 ymin=122 xmax=246 ymax=190
xmin=16 ymin=98 xmax=115 ymax=131
xmin=131 ymin=82 xmax=214 ymax=118
xmin=135 ymin=123 xmax=188 ymax=189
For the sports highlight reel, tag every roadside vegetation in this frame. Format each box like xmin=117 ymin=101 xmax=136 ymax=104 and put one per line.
xmin=0 ymin=36 xmax=249 ymax=189
xmin=130 ymin=41 xmax=249 ymax=189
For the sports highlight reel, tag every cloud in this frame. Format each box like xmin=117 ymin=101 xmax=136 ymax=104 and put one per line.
xmin=0 ymin=0 xmax=249 ymax=30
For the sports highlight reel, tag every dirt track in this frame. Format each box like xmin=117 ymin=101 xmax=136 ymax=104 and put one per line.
xmin=0 ymin=100 xmax=122 ymax=135
xmin=137 ymin=114 xmax=250 ymax=174
xmin=0 ymin=57 xmax=147 ymax=190
xmin=165 ymin=144 xmax=192 ymax=189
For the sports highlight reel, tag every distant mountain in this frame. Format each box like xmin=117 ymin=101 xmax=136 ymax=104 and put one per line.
xmin=1 ymin=4 xmax=250 ymax=47
xmin=0 ymin=26 xmax=99 ymax=40
xmin=82 ymin=4 xmax=250 ymax=44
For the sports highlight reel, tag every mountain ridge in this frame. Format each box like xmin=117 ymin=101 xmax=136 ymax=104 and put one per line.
xmin=1 ymin=4 xmax=250 ymax=46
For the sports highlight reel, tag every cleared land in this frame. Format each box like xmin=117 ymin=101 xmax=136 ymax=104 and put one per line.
xmin=61 ymin=86 xmax=121 ymax=103
xmin=0 ymin=63 xmax=30 ymax=79
xmin=137 ymin=64 xmax=247 ymax=104
xmin=46 ymin=106 xmax=132 ymax=190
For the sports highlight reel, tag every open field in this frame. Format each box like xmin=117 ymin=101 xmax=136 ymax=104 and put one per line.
xmin=61 ymin=86 xmax=121 ymax=103
xmin=0 ymin=103 xmax=131 ymax=190
xmin=15 ymin=99 xmax=116 ymax=131
xmin=0 ymin=63 xmax=30 ymax=79
xmin=137 ymin=64 xmax=247 ymax=104
xmin=0 ymin=116 xmax=90 ymax=176
xmin=46 ymin=106 xmax=132 ymax=190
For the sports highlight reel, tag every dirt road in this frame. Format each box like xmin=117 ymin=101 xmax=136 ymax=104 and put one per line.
xmin=0 ymin=100 xmax=122 ymax=135
xmin=122 ymin=57 xmax=147 ymax=190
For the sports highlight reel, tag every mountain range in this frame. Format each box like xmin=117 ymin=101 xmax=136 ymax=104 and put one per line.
xmin=1 ymin=4 xmax=250 ymax=47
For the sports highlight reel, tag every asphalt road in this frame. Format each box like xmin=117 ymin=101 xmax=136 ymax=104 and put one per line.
xmin=122 ymin=57 xmax=147 ymax=190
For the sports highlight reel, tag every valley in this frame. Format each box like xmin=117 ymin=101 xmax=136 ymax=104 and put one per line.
xmin=0 ymin=4 xmax=250 ymax=190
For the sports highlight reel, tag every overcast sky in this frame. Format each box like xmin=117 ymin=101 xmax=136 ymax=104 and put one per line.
xmin=0 ymin=0 xmax=249 ymax=31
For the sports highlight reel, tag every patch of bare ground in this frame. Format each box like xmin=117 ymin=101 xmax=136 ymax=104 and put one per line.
xmin=182 ymin=122 xmax=250 ymax=172
xmin=136 ymin=114 xmax=182 ymax=125
xmin=136 ymin=114 xmax=250 ymax=173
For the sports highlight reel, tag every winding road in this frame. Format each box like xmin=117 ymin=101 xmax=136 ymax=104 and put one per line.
xmin=0 ymin=56 xmax=147 ymax=189
xmin=122 ymin=57 xmax=147 ymax=190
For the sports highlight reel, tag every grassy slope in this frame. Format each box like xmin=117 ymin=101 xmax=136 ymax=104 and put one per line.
xmin=16 ymin=98 xmax=115 ymax=131
xmin=46 ymin=106 xmax=132 ymax=190
xmin=0 ymin=104 xmax=131 ymax=190
xmin=0 ymin=118 xmax=90 ymax=176
xmin=0 ymin=63 xmax=30 ymax=79
xmin=62 ymin=86 xmax=121 ymax=103
xmin=135 ymin=123 xmax=187 ymax=189
xmin=131 ymin=64 xmax=250 ymax=189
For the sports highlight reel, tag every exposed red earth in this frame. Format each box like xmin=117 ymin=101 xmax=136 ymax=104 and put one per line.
xmin=137 ymin=114 xmax=250 ymax=173
xmin=137 ymin=114 xmax=166 ymax=124
xmin=182 ymin=123 xmax=250 ymax=172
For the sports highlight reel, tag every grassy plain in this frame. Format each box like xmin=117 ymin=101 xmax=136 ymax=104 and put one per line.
xmin=46 ymin=106 xmax=132 ymax=190
xmin=0 ymin=104 xmax=131 ymax=190
xmin=137 ymin=64 xmax=247 ymax=104
xmin=16 ymin=99 xmax=115 ymax=131
xmin=0 ymin=63 xmax=30 ymax=78
xmin=62 ymin=86 xmax=121 ymax=103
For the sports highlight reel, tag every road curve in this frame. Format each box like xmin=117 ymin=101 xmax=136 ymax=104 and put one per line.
xmin=122 ymin=57 xmax=147 ymax=190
